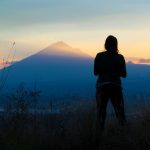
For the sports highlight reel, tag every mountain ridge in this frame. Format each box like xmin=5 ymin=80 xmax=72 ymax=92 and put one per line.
xmin=0 ymin=42 xmax=150 ymax=100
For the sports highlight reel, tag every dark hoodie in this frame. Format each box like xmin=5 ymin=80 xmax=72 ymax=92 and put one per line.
xmin=94 ymin=51 xmax=127 ymax=86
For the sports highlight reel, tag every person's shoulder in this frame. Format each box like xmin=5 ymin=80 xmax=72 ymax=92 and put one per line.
xmin=117 ymin=53 xmax=125 ymax=59
xmin=117 ymin=53 xmax=125 ymax=62
xmin=96 ymin=51 xmax=106 ymax=57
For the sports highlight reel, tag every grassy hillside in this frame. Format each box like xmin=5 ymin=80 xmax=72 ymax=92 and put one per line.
xmin=0 ymin=98 xmax=150 ymax=150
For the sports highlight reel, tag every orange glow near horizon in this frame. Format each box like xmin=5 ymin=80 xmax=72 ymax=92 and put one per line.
xmin=0 ymin=58 xmax=18 ymax=69
xmin=1 ymin=31 xmax=150 ymax=66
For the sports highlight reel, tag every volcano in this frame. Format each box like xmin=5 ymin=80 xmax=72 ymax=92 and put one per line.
xmin=2 ymin=42 xmax=94 ymax=97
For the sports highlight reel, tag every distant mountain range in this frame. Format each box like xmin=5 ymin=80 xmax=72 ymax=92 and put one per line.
xmin=0 ymin=41 xmax=150 ymax=101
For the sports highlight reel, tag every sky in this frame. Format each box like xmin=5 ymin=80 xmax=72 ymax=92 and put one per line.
xmin=0 ymin=0 xmax=150 ymax=64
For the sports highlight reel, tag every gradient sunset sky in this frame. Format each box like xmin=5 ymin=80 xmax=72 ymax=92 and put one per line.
xmin=0 ymin=0 xmax=150 ymax=63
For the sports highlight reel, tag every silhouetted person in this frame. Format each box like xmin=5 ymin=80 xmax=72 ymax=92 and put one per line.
xmin=94 ymin=35 xmax=127 ymax=130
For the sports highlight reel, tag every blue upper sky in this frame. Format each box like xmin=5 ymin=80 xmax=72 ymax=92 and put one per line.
xmin=0 ymin=0 xmax=149 ymax=28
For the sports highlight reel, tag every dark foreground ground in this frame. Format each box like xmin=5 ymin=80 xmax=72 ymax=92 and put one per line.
xmin=0 ymin=99 xmax=150 ymax=150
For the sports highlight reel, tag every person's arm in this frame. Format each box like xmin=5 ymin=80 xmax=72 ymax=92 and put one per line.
xmin=120 ymin=55 xmax=127 ymax=78
xmin=94 ymin=54 xmax=99 ymax=76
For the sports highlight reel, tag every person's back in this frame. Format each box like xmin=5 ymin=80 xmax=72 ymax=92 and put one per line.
xmin=94 ymin=51 xmax=126 ymax=85
xmin=94 ymin=35 xmax=127 ymax=130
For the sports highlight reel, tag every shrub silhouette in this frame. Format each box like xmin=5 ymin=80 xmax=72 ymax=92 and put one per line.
xmin=0 ymin=91 xmax=150 ymax=150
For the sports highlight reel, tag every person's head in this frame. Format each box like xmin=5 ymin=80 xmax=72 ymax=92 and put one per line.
xmin=104 ymin=35 xmax=118 ymax=54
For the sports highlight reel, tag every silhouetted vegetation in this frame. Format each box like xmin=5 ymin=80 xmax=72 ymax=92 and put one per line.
xmin=0 ymin=85 xmax=150 ymax=150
